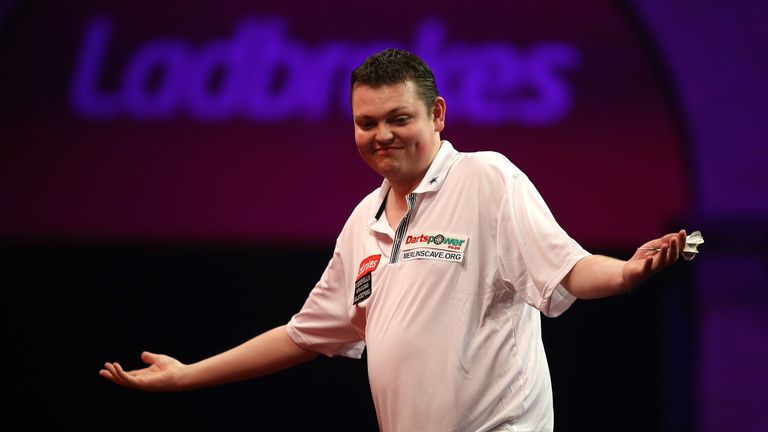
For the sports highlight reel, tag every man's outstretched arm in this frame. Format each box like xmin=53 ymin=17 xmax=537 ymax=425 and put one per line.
xmin=561 ymin=230 xmax=687 ymax=299
xmin=100 ymin=324 xmax=318 ymax=391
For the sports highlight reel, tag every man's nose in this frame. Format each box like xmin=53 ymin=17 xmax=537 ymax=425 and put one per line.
xmin=375 ymin=124 xmax=394 ymax=144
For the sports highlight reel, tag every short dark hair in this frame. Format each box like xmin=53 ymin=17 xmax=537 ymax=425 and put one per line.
xmin=350 ymin=48 xmax=439 ymax=114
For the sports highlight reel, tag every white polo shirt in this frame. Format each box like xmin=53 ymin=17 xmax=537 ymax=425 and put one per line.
xmin=287 ymin=141 xmax=590 ymax=432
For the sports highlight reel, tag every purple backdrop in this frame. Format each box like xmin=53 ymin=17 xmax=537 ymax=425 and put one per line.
xmin=3 ymin=1 xmax=766 ymax=430
xmin=632 ymin=1 xmax=768 ymax=431
xmin=1 ymin=0 xmax=688 ymax=248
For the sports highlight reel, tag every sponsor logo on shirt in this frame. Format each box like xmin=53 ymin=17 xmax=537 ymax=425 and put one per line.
xmin=405 ymin=233 xmax=467 ymax=250
xmin=402 ymin=232 xmax=469 ymax=263
xmin=357 ymin=254 xmax=381 ymax=279
xmin=354 ymin=254 xmax=380 ymax=305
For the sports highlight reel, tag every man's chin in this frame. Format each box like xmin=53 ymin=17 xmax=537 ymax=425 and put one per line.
xmin=371 ymin=161 xmax=401 ymax=178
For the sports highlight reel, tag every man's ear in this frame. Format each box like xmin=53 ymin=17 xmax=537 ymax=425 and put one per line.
xmin=432 ymin=96 xmax=446 ymax=132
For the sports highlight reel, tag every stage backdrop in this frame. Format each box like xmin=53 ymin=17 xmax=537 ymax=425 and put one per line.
xmin=0 ymin=0 xmax=688 ymax=248
xmin=1 ymin=2 xmax=696 ymax=431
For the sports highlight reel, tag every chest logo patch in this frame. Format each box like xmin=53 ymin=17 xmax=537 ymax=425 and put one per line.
xmin=353 ymin=254 xmax=380 ymax=305
xmin=401 ymin=232 xmax=469 ymax=263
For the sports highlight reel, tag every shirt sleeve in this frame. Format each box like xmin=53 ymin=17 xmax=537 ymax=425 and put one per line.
xmin=286 ymin=240 xmax=366 ymax=358
xmin=496 ymin=171 xmax=591 ymax=317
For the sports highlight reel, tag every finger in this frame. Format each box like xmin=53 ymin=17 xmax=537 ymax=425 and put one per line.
xmin=673 ymin=230 xmax=686 ymax=260
xmin=103 ymin=362 xmax=129 ymax=387
xmin=112 ymin=362 xmax=138 ymax=388
xmin=99 ymin=364 xmax=119 ymax=383
xmin=655 ymin=243 xmax=669 ymax=268
xmin=640 ymin=232 xmax=676 ymax=253
xmin=663 ymin=237 xmax=675 ymax=263
xmin=678 ymin=230 xmax=687 ymax=254
xmin=658 ymin=230 xmax=684 ymax=244
xmin=670 ymin=234 xmax=680 ymax=261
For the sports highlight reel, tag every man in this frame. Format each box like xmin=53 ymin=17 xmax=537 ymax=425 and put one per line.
xmin=101 ymin=48 xmax=687 ymax=432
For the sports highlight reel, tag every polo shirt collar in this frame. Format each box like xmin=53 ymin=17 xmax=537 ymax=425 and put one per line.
xmin=413 ymin=140 xmax=458 ymax=194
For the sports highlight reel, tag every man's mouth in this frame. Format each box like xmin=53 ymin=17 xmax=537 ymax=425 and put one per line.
xmin=375 ymin=146 xmax=403 ymax=154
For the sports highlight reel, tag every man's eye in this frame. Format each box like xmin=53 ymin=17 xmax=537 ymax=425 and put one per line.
xmin=392 ymin=117 xmax=409 ymax=125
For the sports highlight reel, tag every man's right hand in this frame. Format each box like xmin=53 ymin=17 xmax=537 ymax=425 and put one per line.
xmin=100 ymin=351 xmax=186 ymax=391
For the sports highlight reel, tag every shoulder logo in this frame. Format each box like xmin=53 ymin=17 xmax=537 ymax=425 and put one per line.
xmin=357 ymin=254 xmax=381 ymax=279
xmin=354 ymin=254 xmax=380 ymax=305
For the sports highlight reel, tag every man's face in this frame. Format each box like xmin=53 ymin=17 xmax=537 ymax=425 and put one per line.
xmin=352 ymin=81 xmax=445 ymax=188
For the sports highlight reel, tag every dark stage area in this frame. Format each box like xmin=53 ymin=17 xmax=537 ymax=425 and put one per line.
xmin=4 ymin=243 xmax=693 ymax=431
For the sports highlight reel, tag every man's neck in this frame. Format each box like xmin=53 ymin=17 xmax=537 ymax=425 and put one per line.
xmin=388 ymin=177 xmax=423 ymax=200
xmin=384 ymin=186 xmax=412 ymax=231
xmin=385 ymin=138 xmax=443 ymax=203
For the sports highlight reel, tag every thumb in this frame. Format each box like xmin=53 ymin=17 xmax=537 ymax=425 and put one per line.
xmin=141 ymin=351 xmax=160 ymax=364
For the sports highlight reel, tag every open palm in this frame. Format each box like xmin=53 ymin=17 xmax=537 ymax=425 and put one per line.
xmin=100 ymin=351 xmax=186 ymax=391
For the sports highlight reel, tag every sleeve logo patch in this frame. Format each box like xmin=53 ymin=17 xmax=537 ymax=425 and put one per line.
xmin=354 ymin=254 xmax=380 ymax=305
xmin=401 ymin=232 xmax=469 ymax=263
